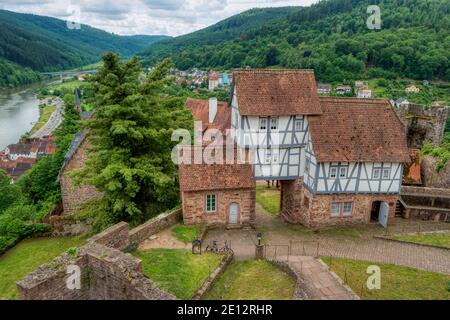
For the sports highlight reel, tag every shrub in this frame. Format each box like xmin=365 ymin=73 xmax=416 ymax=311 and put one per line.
xmin=0 ymin=236 xmax=17 ymax=254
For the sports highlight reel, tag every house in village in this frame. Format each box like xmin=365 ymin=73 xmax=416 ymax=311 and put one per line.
xmin=179 ymin=69 xmax=410 ymax=229
xmin=357 ymin=89 xmax=372 ymax=99
xmin=208 ymin=71 xmax=220 ymax=91
xmin=335 ymin=85 xmax=352 ymax=95
xmin=405 ymin=84 xmax=420 ymax=93
xmin=317 ymin=83 xmax=332 ymax=95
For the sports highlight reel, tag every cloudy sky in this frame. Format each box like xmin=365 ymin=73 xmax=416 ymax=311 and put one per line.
xmin=0 ymin=0 xmax=318 ymax=36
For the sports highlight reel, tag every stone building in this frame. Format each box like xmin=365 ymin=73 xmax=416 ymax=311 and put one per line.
xmin=180 ymin=69 xmax=410 ymax=229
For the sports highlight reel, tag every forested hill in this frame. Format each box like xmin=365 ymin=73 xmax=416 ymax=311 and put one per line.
xmin=0 ymin=9 xmax=169 ymax=88
xmin=140 ymin=0 xmax=450 ymax=82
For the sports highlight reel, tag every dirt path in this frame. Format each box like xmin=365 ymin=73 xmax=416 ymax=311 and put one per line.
xmin=138 ymin=227 xmax=190 ymax=250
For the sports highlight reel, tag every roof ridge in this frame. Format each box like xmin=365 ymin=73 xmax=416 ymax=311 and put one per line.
xmin=235 ymin=68 xmax=315 ymax=74
xmin=319 ymin=97 xmax=390 ymax=104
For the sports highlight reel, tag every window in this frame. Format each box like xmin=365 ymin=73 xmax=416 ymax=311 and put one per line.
xmin=331 ymin=203 xmax=341 ymax=217
xmin=270 ymin=118 xmax=278 ymax=131
xmin=259 ymin=118 xmax=267 ymax=131
xmin=295 ymin=119 xmax=304 ymax=131
xmin=330 ymin=202 xmax=354 ymax=217
xmin=339 ymin=167 xmax=348 ymax=178
xmin=305 ymin=158 xmax=310 ymax=174
xmin=265 ymin=150 xmax=272 ymax=164
xmin=382 ymin=168 xmax=391 ymax=179
xmin=330 ymin=167 xmax=338 ymax=178
xmin=343 ymin=202 xmax=353 ymax=216
xmin=373 ymin=168 xmax=381 ymax=179
xmin=206 ymin=194 xmax=217 ymax=212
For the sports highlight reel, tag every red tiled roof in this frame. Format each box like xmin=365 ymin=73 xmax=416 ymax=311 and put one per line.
xmin=309 ymin=97 xmax=410 ymax=163
xmin=178 ymin=147 xmax=255 ymax=192
xmin=234 ymin=69 xmax=322 ymax=116
xmin=185 ymin=98 xmax=231 ymax=133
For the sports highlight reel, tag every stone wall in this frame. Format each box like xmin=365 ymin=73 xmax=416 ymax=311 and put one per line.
xmin=60 ymin=137 xmax=103 ymax=216
xmin=129 ymin=209 xmax=181 ymax=245
xmin=17 ymin=244 xmax=175 ymax=300
xmin=421 ymin=155 xmax=450 ymax=189
xmin=182 ymin=188 xmax=256 ymax=227
xmin=87 ymin=222 xmax=131 ymax=251
xmin=281 ymin=180 xmax=398 ymax=228
xmin=48 ymin=215 xmax=92 ymax=237
xmin=192 ymin=252 xmax=233 ymax=300
xmin=396 ymin=104 xmax=449 ymax=148
xmin=86 ymin=209 xmax=183 ymax=250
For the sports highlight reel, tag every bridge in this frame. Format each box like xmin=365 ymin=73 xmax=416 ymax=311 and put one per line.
xmin=40 ymin=70 xmax=97 ymax=77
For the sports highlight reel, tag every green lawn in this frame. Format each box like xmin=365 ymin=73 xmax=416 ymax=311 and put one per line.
xmin=0 ymin=237 xmax=85 ymax=300
xmin=171 ymin=224 xmax=202 ymax=244
xmin=393 ymin=233 xmax=450 ymax=249
xmin=204 ymin=260 xmax=295 ymax=300
xmin=132 ymin=249 xmax=222 ymax=299
xmin=256 ymin=185 xmax=280 ymax=216
xmin=322 ymin=257 xmax=450 ymax=300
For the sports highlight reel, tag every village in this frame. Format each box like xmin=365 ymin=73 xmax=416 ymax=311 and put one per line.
xmin=1 ymin=63 xmax=447 ymax=302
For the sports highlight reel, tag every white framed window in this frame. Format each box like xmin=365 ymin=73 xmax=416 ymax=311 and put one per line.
xmin=373 ymin=168 xmax=381 ymax=179
xmin=206 ymin=194 xmax=217 ymax=212
xmin=265 ymin=150 xmax=272 ymax=164
xmin=343 ymin=202 xmax=353 ymax=216
xmin=270 ymin=117 xmax=278 ymax=131
xmin=259 ymin=118 xmax=267 ymax=131
xmin=330 ymin=167 xmax=338 ymax=178
xmin=331 ymin=203 xmax=341 ymax=217
xmin=339 ymin=167 xmax=348 ymax=178
xmin=382 ymin=168 xmax=391 ymax=179
xmin=295 ymin=119 xmax=304 ymax=131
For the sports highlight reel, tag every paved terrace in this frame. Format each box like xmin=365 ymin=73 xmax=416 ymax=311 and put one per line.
xmin=204 ymin=204 xmax=450 ymax=274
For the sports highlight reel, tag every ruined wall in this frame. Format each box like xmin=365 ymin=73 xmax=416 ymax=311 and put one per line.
xmin=182 ymin=188 xmax=256 ymax=227
xmin=60 ymin=138 xmax=103 ymax=216
xmin=396 ymin=104 xmax=449 ymax=148
xmin=421 ymin=155 xmax=450 ymax=189
xmin=48 ymin=215 xmax=93 ymax=237
xmin=17 ymin=244 xmax=175 ymax=300
xmin=129 ymin=209 xmax=181 ymax=245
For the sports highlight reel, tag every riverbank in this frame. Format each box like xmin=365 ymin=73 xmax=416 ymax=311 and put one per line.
xmin=29 ymin=103 xmax=56 ymax=136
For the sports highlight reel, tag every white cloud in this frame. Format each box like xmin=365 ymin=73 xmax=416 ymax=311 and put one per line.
xmin=0 ymin=0 xmax=318 ymax=36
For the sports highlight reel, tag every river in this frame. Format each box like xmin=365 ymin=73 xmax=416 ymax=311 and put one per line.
xmin=0 ymin=81 xmax=55 ymax=151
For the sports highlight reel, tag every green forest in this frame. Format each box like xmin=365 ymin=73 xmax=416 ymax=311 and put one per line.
xmin=141 ymin=0 xmax=450 ymax=82
xmin=0 ymin=9 xmax=169 ymax=88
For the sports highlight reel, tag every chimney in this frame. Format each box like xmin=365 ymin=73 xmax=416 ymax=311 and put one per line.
xmin=209 ymin=97 xmax=218 ymax=124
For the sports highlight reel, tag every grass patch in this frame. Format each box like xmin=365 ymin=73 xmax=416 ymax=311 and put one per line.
xmin=30 ymin=104 xmax=56 ymax=135
xmin=171 ymin=224 xmax=202 ymax=244
xmin=392 ymin=232 xmax=450 ymax=249
xmin=204 ymin=260 xmax=295 ymax=300
xmin=256 ymin=185 xmax=280 ymax=216
xmin=0 ymin=237 xmax=85 ymax=300
xmin=322 ymin=257 xmax=450 ymax=300
xmin=133 ymin=249 xmax=222 ymax=299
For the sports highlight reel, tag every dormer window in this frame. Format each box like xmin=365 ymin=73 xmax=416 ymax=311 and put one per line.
xmin=259 ymin=118 xmax=267 ymax=131
xmin=330 ymin=167 xmax=338 ymax=178
xmin=270 ymin=118 xmax=278 ymax=131
xmin=295 ymin=119 xmax=304 ymax=131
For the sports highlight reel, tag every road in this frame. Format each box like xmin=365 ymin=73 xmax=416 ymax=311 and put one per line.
xmin=31 ymin=98 xmax=65 ymax=138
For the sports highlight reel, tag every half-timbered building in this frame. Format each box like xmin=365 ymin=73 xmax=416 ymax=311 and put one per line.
xmin=179 ymin=69 xmax=410 ymax=229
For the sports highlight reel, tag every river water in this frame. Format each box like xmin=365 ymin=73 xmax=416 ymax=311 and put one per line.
xmin=0 ymin=81 xmax=54 ymax=151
